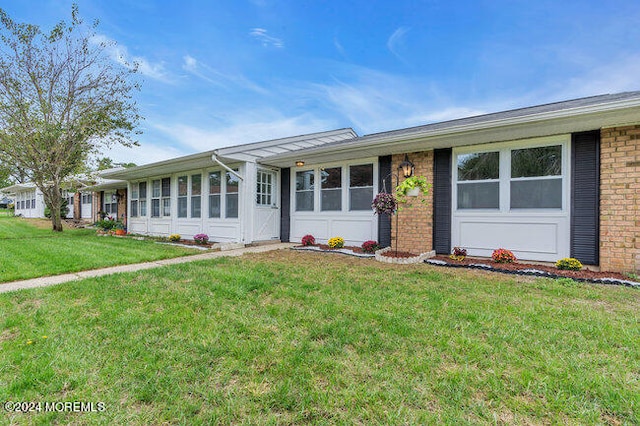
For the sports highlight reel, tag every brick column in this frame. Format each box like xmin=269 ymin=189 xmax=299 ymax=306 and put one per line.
xmin=391 ymin=150 xmax=434 ymax=254
xmin=600 ymin=125 xmax=640 ymax=273
xmin=117 ymin=188 xmax=127 ymax=225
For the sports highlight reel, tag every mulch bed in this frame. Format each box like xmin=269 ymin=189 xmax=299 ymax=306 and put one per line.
xmin=428 ymin=255 xmax=640 ymax=288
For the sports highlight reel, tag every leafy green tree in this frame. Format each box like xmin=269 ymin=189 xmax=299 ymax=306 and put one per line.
xmin=0 ymin=5 xmax=141 ymax=231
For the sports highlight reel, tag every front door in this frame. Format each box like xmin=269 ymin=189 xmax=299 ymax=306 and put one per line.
xmin=253 ymin=169 xmax=279 ymax=241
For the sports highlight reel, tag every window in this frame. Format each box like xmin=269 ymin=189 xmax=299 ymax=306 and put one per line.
xmin=295 ymin=170 xmax=314 ymax=211
xmin=191 ymin=174 xmax=201 ymax=218
xmin=349 ymin=164 xmax=373 ymax=210
xmin=208 ymin=171 xmax=221 ymax=218
xmin=256 ymin=170 xmax=275 ymax=206
xmin=177 ymin=175 xmax=188 ymax=218
xmin=457 ymin=151 xmax=500 ymax=209
xmin=82 ymin=193 xmax=92 ymax=205
xmin=103 ymin=191 xmax=118 ymax=215
xmin=130 ymin=185 xmax=139 ymax=217
xmin=139 ymin=182 xmax=147 ymax=217
xmin=226 ymin=171 xmax=239 ymax=218
xmin=161 ymin=177 xmax=171 ymax=216
xmin=321 ymin=167 xmax=341 ymax=211
xmin=510 ymin=145 xmax=562 ymax=209
xmin=151 ymin=179 xmax=161 ymax=217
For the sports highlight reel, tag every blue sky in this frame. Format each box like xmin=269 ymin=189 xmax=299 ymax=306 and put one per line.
xmin=4 ymin=1 xmax=640 ymax=165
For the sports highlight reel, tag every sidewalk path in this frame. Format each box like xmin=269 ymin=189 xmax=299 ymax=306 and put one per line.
xmin=1 ymin=243 xmax=296 ymax=294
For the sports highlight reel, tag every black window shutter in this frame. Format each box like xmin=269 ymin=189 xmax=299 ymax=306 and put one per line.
xmin=280 ymin=168 xmax=290 ymax=242
xmin=571 ymin=130 xmax=600 ymax=265
xmin=378 ymin=156 xmax=392 ymax=248
xmin=433 ymin=148 xmax=452 ymax=254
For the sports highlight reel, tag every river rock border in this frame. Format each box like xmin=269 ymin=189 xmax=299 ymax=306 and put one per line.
xmin=375 ymin=247 xmax=436 ymax=264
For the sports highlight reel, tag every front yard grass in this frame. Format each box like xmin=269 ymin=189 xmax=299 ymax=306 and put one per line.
xmin=0 ymin=250 xmax=638 ymax=424
xmin=0 ymin=216 xmax=197 ymax=283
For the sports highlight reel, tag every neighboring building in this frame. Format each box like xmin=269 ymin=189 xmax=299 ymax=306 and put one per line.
xmin=103 ymin=91 xmax=640 ymax=273
xmin=2 ymin=183 xmax=47 ymax=218
xmin=0 ymin=196 xmax=12 ymax=209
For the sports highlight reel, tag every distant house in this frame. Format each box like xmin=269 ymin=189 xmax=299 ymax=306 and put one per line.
xmin=0 ymin=196 xmax=12 ymax=209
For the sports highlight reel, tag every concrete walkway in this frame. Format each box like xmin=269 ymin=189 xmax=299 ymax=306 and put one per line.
xmin=0 ymin=243 xmax=296 ymax=294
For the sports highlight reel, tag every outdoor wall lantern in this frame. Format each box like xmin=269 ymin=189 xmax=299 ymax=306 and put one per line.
xmin=295 ymin=160 xmax=305 ymax=167
xmin=398 ymin=154 xmax=414 ymax=178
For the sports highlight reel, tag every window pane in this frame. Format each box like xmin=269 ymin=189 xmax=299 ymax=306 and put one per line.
xmin=162 ymin=178 xmax=171 ymax=197
xmin=321 ymin=189 xmax=341 ymax=211
xmin=209 ymin=172 xmax=221 ymax=194
xmin=139 ymin=182 xmax=147 ymax=199
xmin=511 ymin=179 xmax=562 ymax=209
xmin=131 ymin=200 xmax=138 ymax=217
xmin=178 ymin=176 xmax=188 ymax=196
xmin=191 ymin=197 xmax=201 ymax=218
xmin=191 ymin=174 xmax=202 ymax=196
xmin=131 ymin=185 xmax=138 ymax=199
xmin=350 ymin=187 xmax=374 ymax=211
xmin=511 ymin=145 xmax=561 ymax=178
xmin=226 ymin=171 xmax=239 ymax=193
xmin=209 ymin=194 xmax=220 ymax=218
xmin=152 ymin=180 xmax=160 ymax=197
xmin=296 ymin=191 xmax=314 ymax=211
xmin=321 ymin=167 xmax=341 ymax=189
xmin=151 ymin=199 xmax=160 ymax=217
xmin=140 ymin=200 xmax=147 ymax=216
xmin=457 ymin=182 xmax=499 ymax=209
xmin=458 ymin=152 xmax=499 ymax=181
xmin=163 ymin=198 xmax=171 ymax=216
xmin=177 ymin=197 xmax=187 ymax=218
xmin=226 ymin=194 xmax=238 ymax=218
xmin=350 ymin=164 xmax=373 ymax=187
xmin=296 ymin=170 xmax=314 ymax=191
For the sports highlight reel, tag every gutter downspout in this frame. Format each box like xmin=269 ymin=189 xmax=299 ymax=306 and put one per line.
xmin=211 ymin=154 xmax=244 ymax=180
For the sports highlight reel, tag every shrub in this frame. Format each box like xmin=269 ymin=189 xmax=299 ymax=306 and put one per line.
xmin=556 ymin=257 xmax=583 ymax=271
xmin=194 ymin=233 xmax=209 ymax=245
xmin=168 ymin=234 xmax=181 ymax=242
xmin=450 ymin=246 xmax=467 ymax=261
xmin=361 ymin=240 xmax=380 ymax=253
xmin=492 ymin=248 xmax=516 ymax=263
xmin=301 ymin=234 xmax=316 ymax=246
xmin=327 ymin=236 xmax=345 ymax=249
xmin=95 ymin=217 xmax=117 ymax=231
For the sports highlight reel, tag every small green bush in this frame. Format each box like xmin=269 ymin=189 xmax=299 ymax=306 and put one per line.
xmin=556 ymin=257 xmax=583 ymax=271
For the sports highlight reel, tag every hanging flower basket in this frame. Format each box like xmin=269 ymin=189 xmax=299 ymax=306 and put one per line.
xmin=371 ymin=192 xmax=397 ymax=216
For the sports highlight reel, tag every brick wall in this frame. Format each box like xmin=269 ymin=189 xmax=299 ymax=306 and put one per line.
xmin=117 ymin=188 xmax=127 ymax=225
xmin=391 ymin=151 xmax=434 ymax=254
xmin=600 ymin=125 xmax=640 ymax=273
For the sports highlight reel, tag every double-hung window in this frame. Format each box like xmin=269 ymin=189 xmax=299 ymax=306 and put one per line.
xmin=349 ymin=164 xmax=373 ymax=210
xmin=151 ymin=179 xmax=161 ymax=217
xmin=457 ymin=152 xmax=500 ymax=209
xmin=191 ymin=174 xmax=201 ymax=218
xmin=321 ymin=167 xmax=341 ymax=211
xmin=295 ymin=170 xmax=314 ymax=212
xmin=226 ymin=171 xmax=239 ymax=218
xmin=161 ymin=177 xmax=171 ymax=216
xmin=130 ymin=184 xmax=139 ymax=217
xmin=208 ymin=171 xmax=221 ymax=218
xmin=177 ymin=175 xmax=188 ymax=218
xmin=139 ymin=182 xmax=147 ymax=217
xmin=510 ymin=145 xmax=562 ymax=208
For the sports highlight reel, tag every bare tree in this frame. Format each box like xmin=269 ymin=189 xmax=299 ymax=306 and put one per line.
xmin=0 ymin=4 xmax=141 ymax=231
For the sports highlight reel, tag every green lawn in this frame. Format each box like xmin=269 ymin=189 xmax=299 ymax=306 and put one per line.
xmin=0 ymin=250 xmax=637 ymax=424
xmin=0 ymin=216 xmax=197 ymax=282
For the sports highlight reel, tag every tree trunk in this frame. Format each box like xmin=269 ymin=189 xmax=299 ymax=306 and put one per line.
xmin=42 ymin=184 xmax=64 ymax=232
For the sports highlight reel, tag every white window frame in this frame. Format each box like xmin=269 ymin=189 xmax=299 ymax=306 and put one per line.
xmin=256 ymin=169 xmax=277 ymax=207
xmin=453 ymin=136 xmax=570 ymax=214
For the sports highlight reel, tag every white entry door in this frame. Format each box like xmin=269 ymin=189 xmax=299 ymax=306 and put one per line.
xmin=253 ymin=169 xmax=280 ymax=241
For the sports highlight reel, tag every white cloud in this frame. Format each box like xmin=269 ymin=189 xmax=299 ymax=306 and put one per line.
xmin=152 ymin=111 xmax=335 ymax=154
xmin=98 ymin=142 xmax=187 ymax=166
xmin=91 ymin=34 xmax=171 ymax=83
xmin=557 ymin=54 xmax=640 ymax=99
xmin=181 ymin=54 xmax=269 ymax=94
xmin=249 ymin=28 xmax=284 ymax=49
xmin=387 ymin=27 xmax=411 ymax=64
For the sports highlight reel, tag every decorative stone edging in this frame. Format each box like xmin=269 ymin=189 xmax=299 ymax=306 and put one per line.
xmin=291 ymin=246 xmax=375 ymax=258
xmin=425 ymin=259 xmax=640 ymax=288
xmin=375 ymin=247 xmax=436 ymax=264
